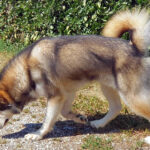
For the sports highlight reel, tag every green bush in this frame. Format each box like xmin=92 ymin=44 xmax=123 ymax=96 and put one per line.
xmin=0 ymin=0 xmax=150 ymax=45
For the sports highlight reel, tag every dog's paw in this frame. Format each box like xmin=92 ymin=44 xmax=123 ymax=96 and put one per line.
xmin=90 ymin=120 xmax=105 ymax=129
xmin=25 ymin=133 xmax=43 ymax=141
xmin=78 ymin=115 xmax=88 ymax=123
xmin=76 ymin=115 xmax=88 ymax=124
xmin=144 ymin=136 xmax=150 ymax=144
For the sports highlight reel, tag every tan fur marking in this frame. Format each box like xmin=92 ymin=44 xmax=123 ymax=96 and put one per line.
xmin=131 ymin=100 xmax=150 ymax=120
xmin=0 ymin=90 xmax=13 ymax=104
xmin=102 ymin=9 xmax=150 ymax=54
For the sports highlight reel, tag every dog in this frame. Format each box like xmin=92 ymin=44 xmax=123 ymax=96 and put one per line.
xmin=0 ymin=9 xmax=150 ymax=142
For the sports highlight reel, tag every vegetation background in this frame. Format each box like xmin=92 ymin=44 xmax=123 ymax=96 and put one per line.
xmin=0 ymin=0 xmax=150 ymax=47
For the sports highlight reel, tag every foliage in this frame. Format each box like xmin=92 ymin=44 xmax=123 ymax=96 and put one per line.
xmin=0 ymin=39 xmax=23 ymax=53
xmin=82 ymin=135 xmax=113 ymax=150
xmin=0 ymin=0 xmax=150 ymax=45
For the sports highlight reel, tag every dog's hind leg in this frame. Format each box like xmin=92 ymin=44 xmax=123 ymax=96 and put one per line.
xmin=90 ymin=84 xmax=122 ymax=129
xmin=61 ymin=93 xmax=88 ymax=124
xmin=25 ymin=94 xmax=64 ymax=140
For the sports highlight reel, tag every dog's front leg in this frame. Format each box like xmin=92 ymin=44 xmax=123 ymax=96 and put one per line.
xmin=25 ymin=95 xmax=64 ymax=140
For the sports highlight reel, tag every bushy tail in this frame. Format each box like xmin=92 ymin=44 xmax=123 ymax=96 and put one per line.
xmin=102 ymin=9 xmax=150 ymax=55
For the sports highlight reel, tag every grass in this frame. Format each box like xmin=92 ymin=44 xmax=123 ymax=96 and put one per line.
xmin=0 ymin=39 xmax=24 ymax=71
xmin=82 ymin=135 xmax=113 ymax=150
xmin=73 ymin=93 xmax=108 ymax=116
xmin=39 ymin=97 xmax=47 ymax=108
xmin=23 ymin=108 xmax=30 ymax=114
xmin=16 ymin=143 xmax=22 ymax=149
xmin=131 ymin=141 xmax=145 ymax=150
xmin=81 ymin=134 xmax=146 ymax=150
xmin=0 ymin=137 xmax=7 ymax=144
xmin=0 ymin=40 xmax=24 ymax=54
xmin=0 ymin=40 xmax=150 ymax=149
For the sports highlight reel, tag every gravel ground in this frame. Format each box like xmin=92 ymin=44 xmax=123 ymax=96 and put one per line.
xmin=0 ymin=89 xmax=150 ymax=149
xmin=0 ymin=99 xmax=94 ymax=150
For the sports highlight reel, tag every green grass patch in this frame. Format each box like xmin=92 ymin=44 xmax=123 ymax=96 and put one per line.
xmin=0 ymin=40 xmax=24 ymax=55
xmin=73 ymin=94 xmax=108 ymax=116
xmin=131 ymin=140 xmax=145 ymax=150
xmin=0 ymin=40 xmax=25 ymax=70
xmin=82 ymin=135 xmax=113 ymax=150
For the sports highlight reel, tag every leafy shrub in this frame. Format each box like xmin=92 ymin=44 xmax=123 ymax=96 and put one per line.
xmin=0 ymin=0 xmax=150 ymax=45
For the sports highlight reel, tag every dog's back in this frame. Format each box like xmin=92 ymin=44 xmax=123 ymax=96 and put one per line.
xmin=29 ymin=35 xmax=139 ymax=88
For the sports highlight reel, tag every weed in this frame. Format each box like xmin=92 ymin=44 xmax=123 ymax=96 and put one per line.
xmin=12 ymin=118 xmax=20 ymax=122
xmin=0 ymin=40 xmax=24 ymax=54
xmin=31 ymin=114 xmax=36 ymax=119
xmin=39 ymin=98 xmax=47 ymax=108
xmin=131 ymin=140 xmax=144 ymax=150
xmin=82 ymin=135 xmax=113 ymax=150
xmin=0 ymin=138 xmax=7 ymax=144
xmin=73 ymin=94 xmax=108 ymax=116
xmin=53 ymin=138 xmax=62 ymax=142
xmin=16 ymin=143 xmax=22 ymax=149
xmin=23 ymin=108 xmax=30 ymax=113
xmin=30 ymin=102 xmax=39 ymax=107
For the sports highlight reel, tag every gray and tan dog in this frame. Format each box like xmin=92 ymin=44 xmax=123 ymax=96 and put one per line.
xmin=0 ymin=9 xmax=150 ymax=142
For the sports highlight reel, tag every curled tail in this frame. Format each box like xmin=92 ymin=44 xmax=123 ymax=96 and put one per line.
xmin=102 ymin=9 xmax=150 ymax=55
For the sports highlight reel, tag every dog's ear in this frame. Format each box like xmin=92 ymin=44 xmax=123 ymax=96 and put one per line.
xmin=0 ymin=90 xmax=13 ymax=111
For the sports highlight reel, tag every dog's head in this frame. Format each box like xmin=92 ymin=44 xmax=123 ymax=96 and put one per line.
xmin=0 ymin=90 xmax=21 ymax=128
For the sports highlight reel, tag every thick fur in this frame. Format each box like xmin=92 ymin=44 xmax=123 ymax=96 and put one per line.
xmin=102 ymin=9 xmax=150 ymax=55
xmin=0 ymin=9 xmax=150 ymax=142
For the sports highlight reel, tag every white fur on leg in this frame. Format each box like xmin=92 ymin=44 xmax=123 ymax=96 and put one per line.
xmin=90 ymin=106 xmax=121 ymax=129
xmin=25 ymin=131 xmax=43 ymax=140
xmin=90 ymin=119 xmax=106 ymax=129
xmin=25 ymin=96 xmax=64 ymax=140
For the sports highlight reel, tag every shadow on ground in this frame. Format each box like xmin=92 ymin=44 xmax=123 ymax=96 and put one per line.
xmin=3 ymin=114 xmax=150 ymax=139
